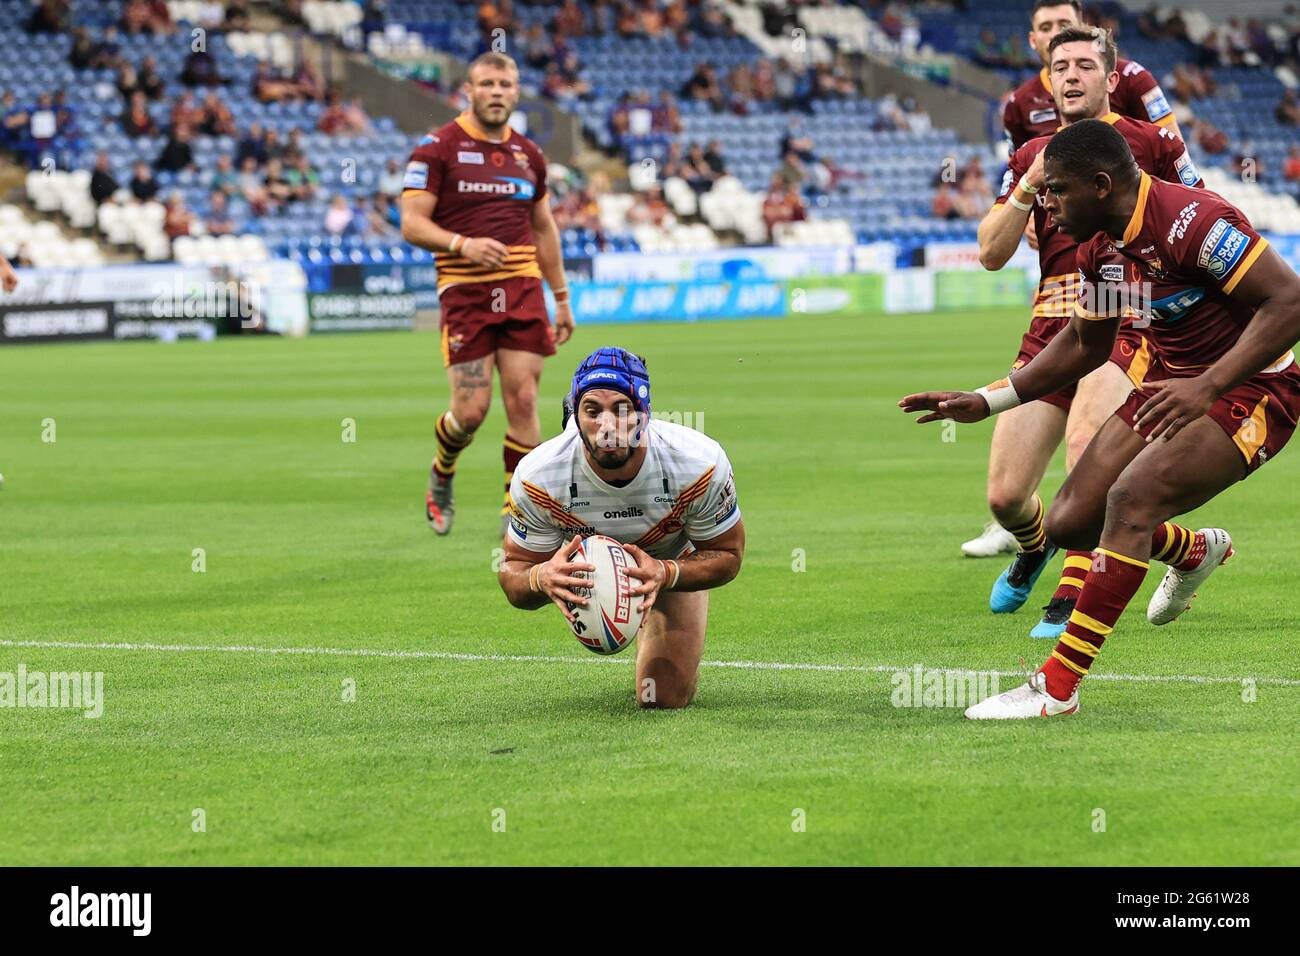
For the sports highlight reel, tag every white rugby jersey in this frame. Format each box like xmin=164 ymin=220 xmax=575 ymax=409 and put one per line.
xmin=507 ymin=419 xmax=740 ymax=559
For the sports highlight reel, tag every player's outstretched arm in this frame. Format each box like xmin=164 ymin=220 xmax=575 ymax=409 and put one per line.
xmin=900 ymin=309 xmax=1118 ymax=424
xmin=499 ymin=534 xmax=596 ymax=617
xmin=1138 ymin=248 xmax=1300 ymax=441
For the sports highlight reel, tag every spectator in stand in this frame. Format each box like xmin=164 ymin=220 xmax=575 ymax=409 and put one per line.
xmin=198 ymin=92 xmax=237 ymax=137
xmin=973 ymin=28 xmax=1008 ymax=68
xmin=51 ymin=91 xmax=76 ymax=142
xmin=591 ymin=0 xmax=614 ymax=35
xmin=477 ymin=0 xmax=513 ymax=38
xmin=552 ymin=0 xmax=587 ymax=39
xmin=681 ymin=63 xmax=725 ymax=112
xmin=900 ymin=95 xmax=931 ymax=134
xmin=728 ymin=63 xmax=755 ymax=114
xmin=27 ymin=0 xmax=68 ymax=34
xmin=1284 ymin=145 xmax=1300 ymax=182
xmin=224 ymin=0 xmax=252 ymax=31
xmin=236 ymin=123 xmax=268 ymax=167
xmin=237 ymin=156 xmax=269 ymax=213
xmin=120 ymin=91 xmax=159 ymax=137
xmin=776 ymin=150 xmax=805 ymax=189
xmin=1196 ymin=118 xmax=1230 ymax=154
xmin=263 ymin=129 xmax=286 ymax=162
xmin=155 ymin=125 xmax=196 ymax=173
xmin=653 ymin=91 xmax=681 ymax=134
xmin=170 ymin=91 xmax=202 ymax=131
xmin=378 ymin=157 xmax=404 ymax=198
xmin=682 ymin=143 xmax=719 ymax=193
xmin=369 ymin=193 xmax=401 ymax=237
xmin=318 ymin=89 xmax=350 ymax=133
xmin=616 ymin=1 xmax=640 ymax=38
xmin=521 ymin=23 xmax=552 ymax=70
xmin=204 ymin=190 xmax=237 ymax=235
xmin=253 ymin=63 xmax=297 ymax=102
xmin=780 ymin=117 xmax=817 ymax=164
xmin=637 ymin=0 xmax=665 ymax=38
xmin=121 ymin=0 xmax=153 ymax=34
xmin=703 ymin=139 xmax=727 ymax=177
xmin=284 ymin=154 xmax=320 ymax=202
xmin=210 ymin=154 xmax=240 ymax=195
xmin=182 ymin=47 xmax=224 ymax=87
xmin=932 ymin=181 xmax=960 ymax=220
xmin=262 ymin=158 xmax=293 ymax=208
xmin=1233 ymin=144 xmax=1264 ymax=181
xmin=282 ymin=129 xmax=305 ymax=165
xmin=291 ymin=61 xmax=327 ymax=102
xmin=324 ymin=194 xmax=353 ymax=235
xmin=762 ymin=176 xmax=806 ymax=240
xmin=162 ymin=191 xmax=194 ymax=240
xmin=137 ymin=56 xmax=167 ymax=100
xmin=696 ymin=4 xmax=732 ymax=39
xmin=342 ymin=96 xmax=372 ymax=134
xmin=129 ymin=161 xmax=160 ymax=202
xmin=117 ymin=63 xmax=143 ymax=100
xmin=1277 ymin=89 xmax=1300 ymax=126
xmin=89 ymin=152 xmax=119 ymax=205
xmin=69 ymin=28 xmax=101 ymax=70
xmin=625 ymin=185 xmax=675 ymax=228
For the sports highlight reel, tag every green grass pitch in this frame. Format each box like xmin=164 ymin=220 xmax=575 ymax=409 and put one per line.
xmin=1 ymin=308 xmax=1297 ymax=865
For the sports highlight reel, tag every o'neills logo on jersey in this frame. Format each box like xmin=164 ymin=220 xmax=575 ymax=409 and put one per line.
xmin=457 ymin=177 xmax=535 ymax=200
xmin=604 ymin=506 xmax=644 ymax=519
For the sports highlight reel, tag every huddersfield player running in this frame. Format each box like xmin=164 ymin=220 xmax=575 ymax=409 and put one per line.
xmin=975 ymin=27 xmax=1202 ymax=639
xmin=902 ymin=119 xmax=1300 ymax=718
xmin=400 ymin=52 xmax=574 ymax=537
xmin=498 ymin=348 xmax=745 ymax=709
xmin=966 ymin=0 xmax=1181 ymax=559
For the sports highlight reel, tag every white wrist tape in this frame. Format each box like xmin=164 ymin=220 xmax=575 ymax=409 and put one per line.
xmin=974 ymin=377 xmax=1022 ymax=414
xmin=1008 ymin=194 xmax=1033 ymax=212
xmin=1017 ymin=175 xmax=1039 ymax=194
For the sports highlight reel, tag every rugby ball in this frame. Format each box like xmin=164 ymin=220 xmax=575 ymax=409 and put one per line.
xmin=565 ymin=535 xmax=645 ymax=655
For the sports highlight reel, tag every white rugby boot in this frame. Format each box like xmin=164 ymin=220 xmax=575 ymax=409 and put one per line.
xmin=1147 ymin=528 xmax=1233 ymax=625
xmin=964 ymin=670 xmax=1079 ymax=719
xmin=962 ymin=520 xmax=1017 ymax=558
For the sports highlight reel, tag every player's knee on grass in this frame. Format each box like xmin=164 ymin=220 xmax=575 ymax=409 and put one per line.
xmin=450 ymin=399 xmax=490 ymax=433
xmin=636 ymin=661 xmax=697 ymax=709
xmin=1103 ymin=480 xmax=1165 ymax=538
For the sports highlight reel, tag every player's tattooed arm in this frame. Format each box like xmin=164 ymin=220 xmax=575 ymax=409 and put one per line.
xmin=1137 ymin=247 xmax=1300 ymax=441
xmin=626 ymin=522 xmax=745 ymax=602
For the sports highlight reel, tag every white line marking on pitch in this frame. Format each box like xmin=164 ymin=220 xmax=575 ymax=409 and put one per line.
xmin=1 ymin=639 xmax=1297 ymax=687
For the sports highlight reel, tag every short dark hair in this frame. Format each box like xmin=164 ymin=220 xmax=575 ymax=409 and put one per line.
xmin=1048 ymin=25 xmax=1117 ymax=74
xmin=1032 ymin=0 xmax=1083 ymax=20
xmin=1044 ymin=118 xmax=1138 ymax=186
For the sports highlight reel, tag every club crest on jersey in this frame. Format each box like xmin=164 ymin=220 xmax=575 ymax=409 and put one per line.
xmin=512 ymin=150 xmax=529 ymax=169
xmin=403 ymin=161 xmax=429 ymax=189
xmin=1197 ymin=218 xmax=1250 ymax=280
xmin=457 ymin=150 xmax=485 ymax=164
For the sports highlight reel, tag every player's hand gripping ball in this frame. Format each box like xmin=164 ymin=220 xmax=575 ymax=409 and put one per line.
xmin=564 ymin=535 xmax=645 ymax=655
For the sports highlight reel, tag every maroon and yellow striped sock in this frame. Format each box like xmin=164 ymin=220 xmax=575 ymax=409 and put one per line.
xmin=502 ymin=434 xmax=537 ymax=513
xmin=1003 ymin=495 xmax=1047 ymax=552
xmin=1150 ymin=521 xmax=1204 ymax=571
xmin=1040 ymin=547 xmax=1149 ymax=699
xmin=1051 ymin=551 xmax=1093 ymax=601
xmin=433 ymin=411 xmax=473 ymax=479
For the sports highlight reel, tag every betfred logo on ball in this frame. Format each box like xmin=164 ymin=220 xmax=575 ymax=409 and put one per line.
xmin=565 ymin=535 xmax=644 ymax=654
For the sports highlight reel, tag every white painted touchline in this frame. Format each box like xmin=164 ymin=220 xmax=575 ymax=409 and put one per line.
xmin=1 ymin=639 xmax=1298 ymax=687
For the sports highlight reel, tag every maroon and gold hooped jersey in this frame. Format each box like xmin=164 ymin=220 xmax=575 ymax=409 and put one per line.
xmin=402 ymin=112 xmax=548 ymax=292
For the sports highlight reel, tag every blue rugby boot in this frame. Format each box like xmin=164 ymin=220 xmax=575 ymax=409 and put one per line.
xmin=990 ymin=544 xmax=1058 ymax=613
